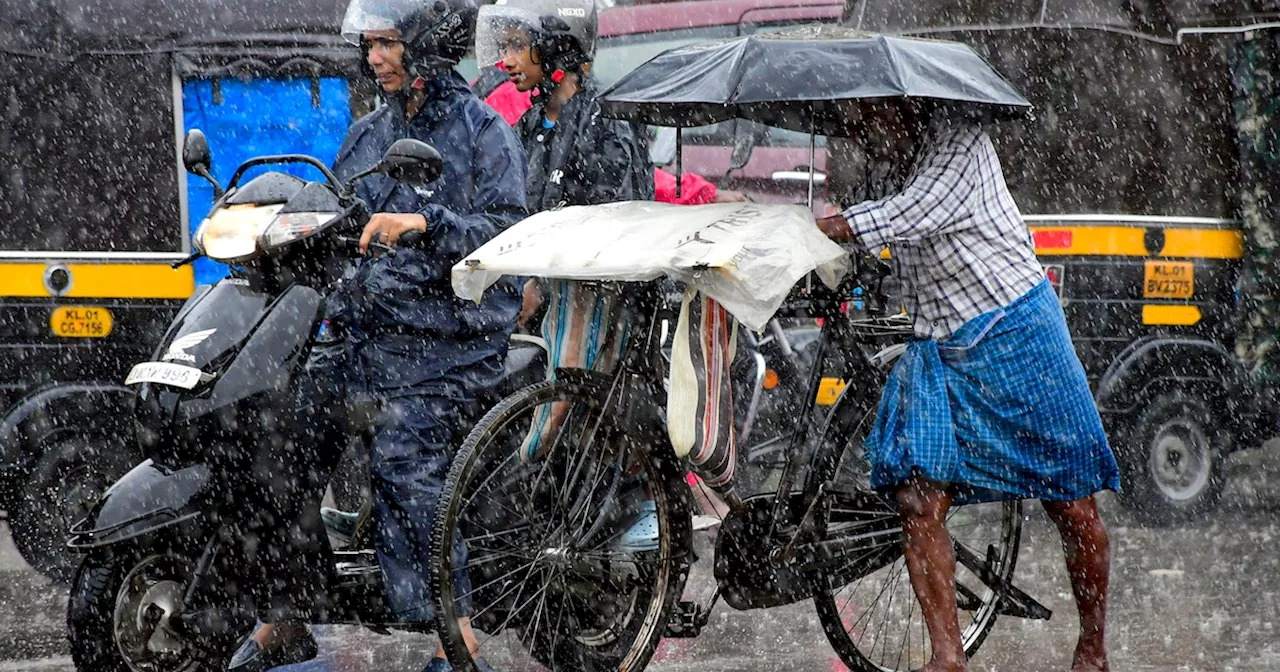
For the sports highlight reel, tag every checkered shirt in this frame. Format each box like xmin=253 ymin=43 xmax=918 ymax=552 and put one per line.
xmin=842 ymin=120 xmax=1044 ymax=339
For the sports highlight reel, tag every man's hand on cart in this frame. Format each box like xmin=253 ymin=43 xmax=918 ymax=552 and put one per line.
xmin=713 ymin=189 xmax=750 ymax=203
xmin=816 ymin=213 xmax=853 ymax=242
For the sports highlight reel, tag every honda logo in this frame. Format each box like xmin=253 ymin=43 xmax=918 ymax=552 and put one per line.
xmin=164 ymin=329 xmax=217 ymax=363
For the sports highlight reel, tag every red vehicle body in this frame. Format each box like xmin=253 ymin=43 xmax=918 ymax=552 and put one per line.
xmin=596 ymin=0 xmax=843 ymax=207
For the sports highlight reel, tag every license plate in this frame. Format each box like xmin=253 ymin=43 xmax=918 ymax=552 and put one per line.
xmin=125 ymin=362 xmax=205 ymax=390
xmin=50 ymin=306 xmax=113 ymax=338
xmin=1143 ymin=261 xmax=1194 ymax=299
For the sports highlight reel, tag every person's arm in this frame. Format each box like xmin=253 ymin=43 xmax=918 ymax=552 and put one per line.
xmin=582 ymin=120 xmax=651 ymax=204
xmin=417 ymin=117 xmax=528 ymax=261
xmin=358 ymin=116 xmax=527 ymax=255
xmin=823 ymin=132 xmax=979 ymax=247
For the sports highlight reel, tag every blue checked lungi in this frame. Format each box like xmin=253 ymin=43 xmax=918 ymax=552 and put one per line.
xmin=866 ymin=279 xmax=1121 ymax=504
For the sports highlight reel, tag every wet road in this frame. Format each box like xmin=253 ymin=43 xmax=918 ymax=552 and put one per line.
xmin=4 ymin=449 xmax=1280 ymax=672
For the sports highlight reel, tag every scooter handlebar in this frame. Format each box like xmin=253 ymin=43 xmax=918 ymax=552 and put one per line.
xmin=337 ymin=236 xmax=397 ymax=257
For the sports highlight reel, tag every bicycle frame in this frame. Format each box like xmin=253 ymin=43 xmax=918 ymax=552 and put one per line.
xmin=580 ymin=252 xmax=905 ymax=557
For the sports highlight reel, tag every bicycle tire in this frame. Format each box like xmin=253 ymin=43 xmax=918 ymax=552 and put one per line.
xmin=810 ymin=383 xmax=1023 ymax=672
xmin=431 ymin=375 xmax=691 ymax=672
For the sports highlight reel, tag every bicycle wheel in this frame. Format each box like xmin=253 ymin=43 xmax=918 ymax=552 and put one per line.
xmin=431 ymin=375 xmax=691 ymax=672
xmin=811 ymin=385 xmax=1023 ymax=672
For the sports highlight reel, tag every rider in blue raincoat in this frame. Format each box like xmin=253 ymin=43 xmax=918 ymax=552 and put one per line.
xmin=227 ymin=0 xmax=524 ymax=670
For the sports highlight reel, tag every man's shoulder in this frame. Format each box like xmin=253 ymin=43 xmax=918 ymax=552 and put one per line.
xmin=928 ymin=118 xmax=987 ymax=153
xmin=344 ymin=104 xmax=393 ymax=145
xmin=334 ymin=105 xmax=393 ymax=171
xmin=448 ymin=89 xmax=509 ymax=129
xmin=352 ymin=104 xmax=393 ymax=130
xmin=577 ymin=97 xmax=643 ymax=146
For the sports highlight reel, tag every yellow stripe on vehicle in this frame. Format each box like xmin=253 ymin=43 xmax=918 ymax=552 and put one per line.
xmin=1141 ymin=304 xmax=1202 ymax=326
xmin=0 ymin=263 xmax=195 ymax=299
xmin=1031 ymin=226 xmax=1243 ymax=259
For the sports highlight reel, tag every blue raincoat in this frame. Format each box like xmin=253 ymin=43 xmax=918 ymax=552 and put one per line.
xmin=329 ymin=71 xmax=526 ymax=395
xmin=313 ymin=71 xmax=526 ymax=621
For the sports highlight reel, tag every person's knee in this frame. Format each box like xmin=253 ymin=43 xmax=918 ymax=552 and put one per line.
xmin=1044 ymin=497 xmax=1109 ymax=546
xmin=896 ymin=479 xmax=950 ymax=522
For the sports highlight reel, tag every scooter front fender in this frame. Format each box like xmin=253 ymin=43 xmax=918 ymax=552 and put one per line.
xmin=67 ymin=459 xmax=212 ymax=550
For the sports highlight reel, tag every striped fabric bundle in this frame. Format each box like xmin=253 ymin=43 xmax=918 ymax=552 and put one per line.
xmin=521 ymin=280 xmax=630 ymax=461
xmin=668 ymin=287 xmax=738 ymax=491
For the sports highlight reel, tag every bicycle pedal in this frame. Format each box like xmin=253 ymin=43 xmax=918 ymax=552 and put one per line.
xmin=662 ymin=601 xmax=706 ymax=638
xmin=333 ymin=549 xmax=380 ymax=577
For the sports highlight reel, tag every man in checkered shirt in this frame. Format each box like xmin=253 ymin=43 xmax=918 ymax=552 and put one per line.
xmin=818 ymin=102 xmax=1120 ymax=672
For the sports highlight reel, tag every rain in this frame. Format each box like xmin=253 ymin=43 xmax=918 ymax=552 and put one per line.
xmin=2 ymin=0 xmax=1280 ymax=671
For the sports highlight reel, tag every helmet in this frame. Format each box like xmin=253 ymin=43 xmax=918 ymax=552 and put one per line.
xmin=341 ymin=0 xmax=479 ymax=80
xmin=476 ymin=0 xmax=597 ymax=78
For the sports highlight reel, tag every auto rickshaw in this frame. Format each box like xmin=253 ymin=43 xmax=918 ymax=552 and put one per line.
xmin=0 ymin=0 xmax=370 ymax=579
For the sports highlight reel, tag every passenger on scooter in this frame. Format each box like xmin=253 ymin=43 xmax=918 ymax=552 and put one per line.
xmin=227 ymin=0 xmax=526 ymax=670
xmin=477 ymin=0 xmax=651 ymax=365
xmin=477 ymin=0 xmax=671 ymax=549
xmin=816 ymin=102 xmax=1120 ymax=672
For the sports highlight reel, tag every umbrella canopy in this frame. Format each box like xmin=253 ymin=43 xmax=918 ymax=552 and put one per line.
xmin=597 ymin=24 xmax=1032 ymax=136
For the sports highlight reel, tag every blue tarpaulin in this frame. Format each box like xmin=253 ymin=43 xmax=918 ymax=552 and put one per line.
xmin=182 ymin=76 xmax=353 ymax=285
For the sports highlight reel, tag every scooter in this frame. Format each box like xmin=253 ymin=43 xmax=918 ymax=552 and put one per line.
xmin=64 ymin=130 xmax=514 ymax=671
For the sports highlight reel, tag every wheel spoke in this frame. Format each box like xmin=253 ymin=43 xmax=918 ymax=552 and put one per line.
xmin=455 ymin=557 xmax=542 ymax=612
xmin=819 ymin=499 xmax=1020 ymax=671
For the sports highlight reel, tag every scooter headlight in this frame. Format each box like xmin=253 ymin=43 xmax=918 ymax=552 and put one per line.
xmin=259 ymin=211 xmax=340 ymax=251
xmin=194 ymin=204 xmax=283 ymax=263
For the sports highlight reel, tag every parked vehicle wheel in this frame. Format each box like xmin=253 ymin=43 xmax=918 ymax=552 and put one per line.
xmin=67 ymin=544 xmax=248 ymax=672
xmin=431 ymin=376 xmax=690 ymax=672
xmin=11 ymin=432 xmax=137 ymax=583
xmin=1115 ymin=392 xmax=1227 ymax=525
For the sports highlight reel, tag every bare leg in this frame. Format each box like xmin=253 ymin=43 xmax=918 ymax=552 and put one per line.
xmin=247 ymin=620 xmax=308 ymax=648
xmin=249 ymin=623 xmax=274 ymax=648
xmin=1042 ymin=497 xmax=1110 ymax=672
xmin=896 ymin=477 xmax=967 ymax=672
xmin=431 ymin=617 xmax=482 ymax=660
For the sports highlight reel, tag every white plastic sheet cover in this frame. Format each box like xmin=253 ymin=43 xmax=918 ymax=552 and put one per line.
xmin=451 ymin=201 xmax=850 ymax=331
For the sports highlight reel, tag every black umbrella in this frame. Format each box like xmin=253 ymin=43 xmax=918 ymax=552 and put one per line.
xmin=597 ymin=23 xmax=1032 ymax=138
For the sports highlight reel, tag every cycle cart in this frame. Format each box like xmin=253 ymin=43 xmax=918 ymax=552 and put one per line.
xmin=430 ymin=25 xmax=1053 ymax=672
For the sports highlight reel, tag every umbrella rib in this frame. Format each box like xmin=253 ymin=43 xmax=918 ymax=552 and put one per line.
xmin=876 ymin=33 xmax=910 ymax=103
xmin=723 ymin=36 xmax=754 ymax=115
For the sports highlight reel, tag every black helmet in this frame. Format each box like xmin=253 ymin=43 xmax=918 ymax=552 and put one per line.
xmin=342 ymin=0 xmax=479 ymax=82
xmin=476 ymin=0 xmax=597 ymax=78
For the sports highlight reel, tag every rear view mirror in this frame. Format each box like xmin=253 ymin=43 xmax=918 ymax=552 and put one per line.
xmin=182 ymin=129 xmax=223 ymax=198
xmin=183 ymin=129 xmax=212 ymax=176
xmin=376 ymin=139 xmax=443 ymax=186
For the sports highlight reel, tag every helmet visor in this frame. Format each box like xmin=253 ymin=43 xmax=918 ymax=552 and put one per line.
xmin=341 ymin=0 xmax=410 ymax=45
xmin=475 ymin=4 xmax=543 ymax=68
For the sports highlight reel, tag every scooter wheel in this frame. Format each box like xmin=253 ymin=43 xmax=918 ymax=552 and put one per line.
xmin=67 ymin=546 xmax=247 ymax=672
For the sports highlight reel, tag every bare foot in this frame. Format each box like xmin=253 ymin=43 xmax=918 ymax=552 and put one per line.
xmin=1071 ymin=639 xmax=1109 ymax=672
xmin=251 ymin=621 xmax=308 ymax=650
xmin=919 ymin=659 xmax=968 ymax=672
